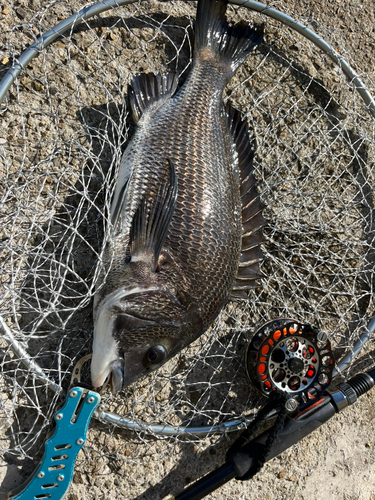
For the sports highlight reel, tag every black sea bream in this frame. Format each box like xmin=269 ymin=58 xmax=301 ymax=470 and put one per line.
xmin=91 ymin=0 xmax=266 ymax=393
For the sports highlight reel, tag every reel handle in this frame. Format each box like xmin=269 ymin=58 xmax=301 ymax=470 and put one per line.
xmin=231 ymin=368 xmax=375 ymax=478
xmin=229 ymin=397 xmax=335 ymax=478
xmin=171 ymin=369 xmax=375 ymax=500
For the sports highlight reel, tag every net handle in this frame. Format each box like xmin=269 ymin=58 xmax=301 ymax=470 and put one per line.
xmin=0 ymin=316 xmax=64 ymax=394
xmin=0 ymin=0 xmax=375 ymax=118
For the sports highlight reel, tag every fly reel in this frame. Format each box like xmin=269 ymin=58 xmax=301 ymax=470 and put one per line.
xmin=246 ymin=319 xmax=335 ymax=410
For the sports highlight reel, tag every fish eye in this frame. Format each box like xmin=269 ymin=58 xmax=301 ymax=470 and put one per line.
xmin=145 ymin=345 xmax=166 ymax=365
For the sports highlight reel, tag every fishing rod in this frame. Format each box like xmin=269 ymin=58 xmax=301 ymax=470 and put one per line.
xmin=167 ymin=319 xmax=375 ymax=500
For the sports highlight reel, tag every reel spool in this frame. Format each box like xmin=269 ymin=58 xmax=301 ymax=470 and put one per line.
xmin=246 ymin=319 xmax=335 ymax=410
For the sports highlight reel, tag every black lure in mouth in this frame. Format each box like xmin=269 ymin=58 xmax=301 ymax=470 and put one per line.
xmin=107 ymin=357 xmax=124 ymax=394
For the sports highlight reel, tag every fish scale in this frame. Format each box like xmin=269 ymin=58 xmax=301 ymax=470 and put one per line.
xmin=91 ymin=0 xmax=265 ymax=393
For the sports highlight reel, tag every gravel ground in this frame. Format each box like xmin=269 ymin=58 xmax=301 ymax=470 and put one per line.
xmin=0 ymin=1 xmax=375 ymax=500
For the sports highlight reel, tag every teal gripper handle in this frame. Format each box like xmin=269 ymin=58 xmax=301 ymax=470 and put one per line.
xmin=11 ymin=387 xmax=100 ymax=500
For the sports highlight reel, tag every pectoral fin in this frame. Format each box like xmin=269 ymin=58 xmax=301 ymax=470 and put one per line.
xmin=129 ymin=159 xmax=178 ymax=269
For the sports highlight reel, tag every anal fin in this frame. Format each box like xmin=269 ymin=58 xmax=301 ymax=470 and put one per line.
xmin=226 ymin=102 xmax=267 ymax=298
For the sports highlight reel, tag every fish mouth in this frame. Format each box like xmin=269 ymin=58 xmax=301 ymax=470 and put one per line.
xmin=91 ymin=357 xmax=124 ymax=394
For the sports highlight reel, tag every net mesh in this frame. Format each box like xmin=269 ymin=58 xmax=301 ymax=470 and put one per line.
xmin=0 ymin=0 xmax=375 ymax=497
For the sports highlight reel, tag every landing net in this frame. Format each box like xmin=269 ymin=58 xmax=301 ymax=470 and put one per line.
xmin=0 ymin=1 xmax=374 ymax=496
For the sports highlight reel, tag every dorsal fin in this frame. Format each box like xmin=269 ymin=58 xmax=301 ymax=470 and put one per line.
xmin=129 ymin=72 xmax=179 ymax=123
xmin=226 ymin=102 xmax=266 ymax=299
xmin=129 ymin=159 xmax=178 ymax=270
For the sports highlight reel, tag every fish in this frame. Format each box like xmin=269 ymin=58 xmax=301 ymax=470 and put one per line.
xmin=90 ymin=0 xmax=266 ymax=393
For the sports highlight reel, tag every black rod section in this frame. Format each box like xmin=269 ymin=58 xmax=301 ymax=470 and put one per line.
xmin=170 ymin=367 xmax=375 ymax=500
xmin=173 ymin=464 xmax=236 ymax=500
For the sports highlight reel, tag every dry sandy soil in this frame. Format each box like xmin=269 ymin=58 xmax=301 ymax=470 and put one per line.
xmin=0 ymin=1 xmax=375 ymax=500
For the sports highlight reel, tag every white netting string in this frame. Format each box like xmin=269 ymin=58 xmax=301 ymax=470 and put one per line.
xmin=0 ymin=0 xmax=375 ymax=496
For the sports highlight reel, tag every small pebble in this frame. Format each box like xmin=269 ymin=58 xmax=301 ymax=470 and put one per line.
xmin=278 ymin=470 xmax=286 ymax=479
xmin=34 ymin=81 xmax=43 ymax=91
xmin=16 ymin=7 xmax=28 ymax=19
xmin=73 ymin=471 xmax=84 ymax=484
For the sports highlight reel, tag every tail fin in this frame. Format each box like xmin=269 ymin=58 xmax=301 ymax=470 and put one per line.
xmin=195 ymin=0 xmax=263 ymax=76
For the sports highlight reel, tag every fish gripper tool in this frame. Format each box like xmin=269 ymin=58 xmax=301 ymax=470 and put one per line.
xmin=6 ymin=386 xmax=100 ymax=500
